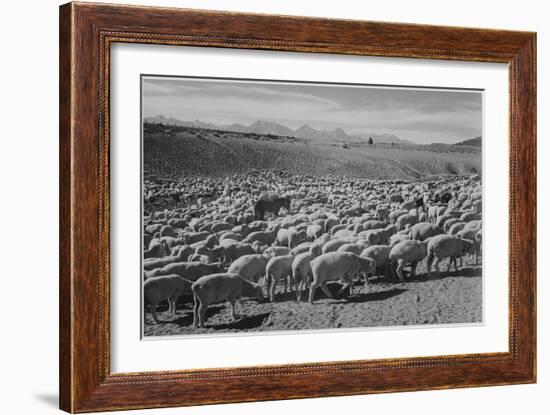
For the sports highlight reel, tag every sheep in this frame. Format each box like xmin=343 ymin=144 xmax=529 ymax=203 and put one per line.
xmin=265 ymin=255 xmax=295 ymax=301
xmin=192 ymin=273 xmax=264 ymax=328
xmin=227 ymin=254 xmax=270 ymax=282
xmin=144 ymin=239 xmax=169 ymax=259
xmin=291 ymin=242 xmax=313 ymax=255
xmin=389 ymin=210 xmax=407 ymax=224
xmin=189 ymin=253 xmax=212 ymax=263
xmin=330 ymin=224 xmax=348 ymax=235
xmin=193 ymin=244 xmax=223 ymax=262
xmin=395 ymin=213 xmax=418 ymax=230
xmin=263 ymin=246 xmax=291 ymax=257
xmin=144 ymin=274 xmax=193 ymax=323
xmin=337 ymin=242 xmax=367 ymax=255
xmin=309 ymin=252 xmax=376 ymax=303
xmin=158 ymin=261 xmax=224 ymax=282
xmin=159 ymin=225 xmax=177 ymax=238
xmin=243 ymin=226 xmax=279 ymax=245
xmin=180 ymin=231 xmax=210 ymax=245
xmin=361 ymin=220 xmax=386 ymax=231
xmin=306 ymin=224 xmax=324 ymax=240
xmin=427 ymin=206 xmax=439 ymax=223
xmin=426 ymin=234 xmax=476 ymax=278
xmin=401 ymin=200 xmax=417 ymax=211
xmin=217 ymin=241 xmax=256 ymax=263
xmin=211 ymin=222 xmax=233 ymax=233
xmin=324 ymin=216 xmax=340 ymax=232
xmin=473 ymin=199 xmax=482 ymax=214
xmin=288 ymin=229 xmax=308 ymax=248
xmin=388 ymin=240 xmax=427 ymax=282
xmin=376 ymin=206 xmax=389 ymax=222
xmin=321 ymin=239 xmax=349 ymax=254
xmin=388 ymin=193 xmax=404 ymax=203
xmin=363 ymin=225 xmax=396 ymax=245
xmin=449 ymin=221 xmax=467 ymax=235
xmin=145 ymin=223 xmax=163 ymax=235
xmin=463 ymin=220 xmax=482 ymax=232
xmin=219 ymin=232 xmax=243 ymax=242
xmin=442 ymin=217 xmax=461 ymax=232
xmin=409 ymin=222 xmax=445 ymax=241
xmin=332 ymin=229 xmax=356 ymax=239
xmin=143 ymin=268 xmax=163 ymax=280
xmin=388 ymin=232 xmax=410 ymax=247
xmin=291 ymin=244 xmax=322 ymax=302
xmin=144 ymin=245 xmax=193 ymax=271
xmin=360 ymin=245 xmax=391 ymax=277
xmin=475 ymin=229 xmax=482 ymax=264
xmin=435 ymin=214 xmax=458 ymax=229
xmin=460 ymin=212 xmax=481 ymax=222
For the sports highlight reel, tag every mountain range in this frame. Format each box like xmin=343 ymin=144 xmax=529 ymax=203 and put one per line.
xmin=145 ymin=115 xmax=481 ymax=146
xmin=144 ymin=115 xmax=416 ymax=146
xmin=455 ymin=136 xmax=482 ymax=147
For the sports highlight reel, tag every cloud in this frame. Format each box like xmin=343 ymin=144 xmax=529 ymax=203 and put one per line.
xmin=142 ymin=77 xmax=482 ymax=144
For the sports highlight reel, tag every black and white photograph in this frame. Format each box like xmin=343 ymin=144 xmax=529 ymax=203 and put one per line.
xmin=141 ymin=76 xmax=483 ymax=337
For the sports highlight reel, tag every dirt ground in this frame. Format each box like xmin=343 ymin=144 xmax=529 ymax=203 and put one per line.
xmin=143 ymin=258 xmax=482 ymax=337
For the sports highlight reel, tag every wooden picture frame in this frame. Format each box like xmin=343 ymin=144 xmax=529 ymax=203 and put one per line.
xmin=59 ymin=2 xmax=536 ymax=412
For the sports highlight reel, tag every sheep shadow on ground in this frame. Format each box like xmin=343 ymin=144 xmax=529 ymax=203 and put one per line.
xmin=345 ymin=288 xmax=408 ymax=304
xmin=210 ymin=312 xmax=271 ymax=330
xmin=394 ymin=264 xmax=482 ymax=283
xmin=169 ymin=304 xmax=225 ymax=327
xmin=438 ymin=266 xmax=482 ymax=279
xmin=308 ymin=282 xmax=404 ymax=302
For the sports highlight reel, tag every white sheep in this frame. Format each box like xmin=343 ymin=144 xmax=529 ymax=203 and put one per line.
xmin=192 ymin=273 xmax=264 ymax=327
xmin=309 ymin=252 xmax=376 ymax=303
xmin=265 ymin=255 xmax=295 ymax=301
xmin=291 ymin=244 xmax=322 ymax=302
xmin=388 ymin=240 xmax=427 ymax=281
xmin=144 ymin=274 xmax=193 ymax=324
xmin=227 ymin=254 xmax=270 ymax=282
xmin=426 ymin=234 xmax=475 ymax=277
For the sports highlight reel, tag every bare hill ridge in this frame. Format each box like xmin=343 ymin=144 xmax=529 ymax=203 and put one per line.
xmin=144 ymin=123 xmax=481 ymax=180
xmin=144 ymin=115 xmax=416 ymax=146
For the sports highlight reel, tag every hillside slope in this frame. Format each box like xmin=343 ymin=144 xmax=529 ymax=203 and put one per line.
xmin=143 ymin=124 xmax=481 ymax=180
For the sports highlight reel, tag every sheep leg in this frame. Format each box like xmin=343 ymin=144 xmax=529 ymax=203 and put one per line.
xmin=229 ymin=299 xmax=239 ymax=320
xmin=269 ymin=276 xmax=278 ymax=302
xmin=338 ymin=282 xmax=352 ymax=297
xmin=320 ymin=281 xmax=333 ymax=299
xmin=446 ymin=258 xmax=452 ymax=272
xmin=426 ymin=253 xmax=434 ymax=279
xmin=197 ymin=302 xmax=207 ymax=328
xmin=296 ymin=280 xmax=303 ymax=302
xmin=308 ymin=283 xmax=318 ymax=303
xmin=193 ymin=294 xmax=200 ymax=328
xmin=151 ymin=302 xmax=160 ymax=324
xmin=410 ymin=261 xmax=418 ymax=278
xmin=396 ymin=260 xmax=406 ymax=282
xmin=433 ymin=257 xmax=441 ymax=273
xmin=454 ymin=256 xmax=460 ymax=272
xmin=264 ymin=271 xmax=271 ymax=295
xmin=383 ymin=262 xmax=391 ymax=282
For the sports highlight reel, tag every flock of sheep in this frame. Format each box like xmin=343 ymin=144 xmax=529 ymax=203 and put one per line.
xmin=143 ymin=170 xmax=482 ymax=331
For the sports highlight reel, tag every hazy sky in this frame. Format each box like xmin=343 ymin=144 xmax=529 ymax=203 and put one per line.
xmin=142 ymin=76 xmax=482 ymax=144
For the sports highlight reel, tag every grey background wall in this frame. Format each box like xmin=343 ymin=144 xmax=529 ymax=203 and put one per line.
xmin=0 ymin=0 xmax=546 ymax=413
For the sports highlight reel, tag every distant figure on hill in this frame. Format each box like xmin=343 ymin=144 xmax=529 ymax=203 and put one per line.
xmin=368 ymin=137 xmax=374 ymax=147
xmin=391 ymin=141 xmax=394 ymax=147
